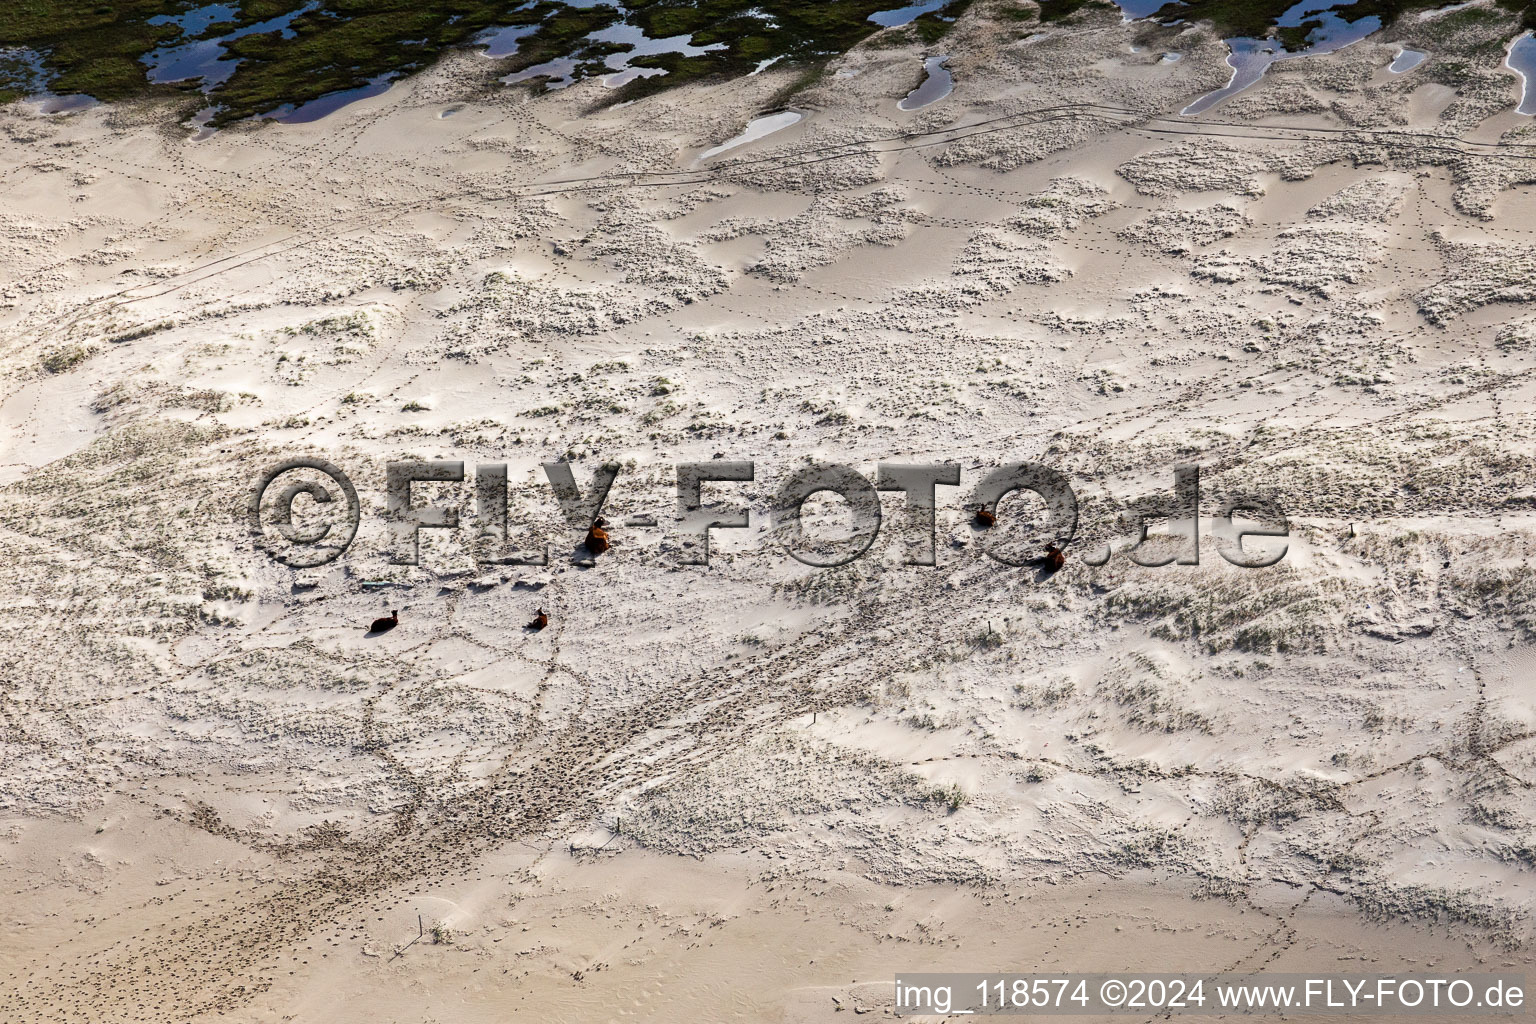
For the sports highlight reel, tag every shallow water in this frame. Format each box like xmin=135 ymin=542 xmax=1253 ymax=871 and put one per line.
xmin=3 ymin=47 xmax=97 ymax=115
xmin=1510 ymin=31 xmax=1536 ymax=115
xmin=591 ymin=23 xmax=726 ymax=88
xmin=1418 ymin=0 xmax=1476 ymax=17
xmin=1389 ymin=47 xmax=1427 ymax=72
xmin=503 ymin=56 xmax=582 ymax=89
xmin=148 ymin=4 xmax=239 ymax=37
xmin=476 ymin=24 xmax=539 ymax=60
xmin=25 ymin=94 xmax=101 ymax=115
xmin=186 ymin=105 xmax=217 ymax=141
xmin=142 ymin=2 xmax=318 ymax=87
xmin=898 ymin=55 xmax=953 ymax=110
xmin=699 ymin=109 xmax=803 ymax=160
xmin=268 ymin=75 xmax=397 ymax=123
xmin=1181 ymin=0 xmax=1381 ymax=115
xmin=1114 ymin=0 xmax=1174 ymax=19
xmin=868 ymin=0 xmax=952 ymax=27
xmin=1181 ymin=37 xmax=1283 ymax=115
xmin=137 ymin=0 xmax=421 ymax=129
xmin=0 ymin=47 xmax=49 ymax=96
xmin=503 ymin=19 xmax=724 ymax=90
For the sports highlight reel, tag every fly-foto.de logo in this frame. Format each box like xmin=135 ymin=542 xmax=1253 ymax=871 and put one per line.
xmin=248 ymin=459 xmax=1289 ymax=570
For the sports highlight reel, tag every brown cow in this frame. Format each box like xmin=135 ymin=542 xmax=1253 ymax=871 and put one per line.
xmin=1044 ymin=544 xmax=1065 ymax=572
xmin=584 ymin=517 xmax=610 ymax=555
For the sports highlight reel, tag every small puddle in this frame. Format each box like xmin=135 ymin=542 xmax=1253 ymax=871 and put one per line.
xmin=1389 ymin=47 xmax=1427 ymax=72
xmin=699 ymin=109 xmax=803 ymax=160
xmin=1182 ymin=0 xmax=1382 ymax=115
xmin=1418 ymin=0 xmax=1477 ymax=18
xmin=899 ymin=55 xmax=953 ymax=110
xmin=1161 ymin=51 xmax=1183 ymax=62
xmin=25 ymin=93 xmax=101 ymax=115
xmin=1510 ymin=31 xmax=1536 ymax=115
xmin=186 ymin=105 xmax=217 ymax=140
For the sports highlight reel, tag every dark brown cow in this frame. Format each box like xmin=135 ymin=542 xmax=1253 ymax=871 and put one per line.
xmin=1044 ymin=544 xmax=1065 ymax=572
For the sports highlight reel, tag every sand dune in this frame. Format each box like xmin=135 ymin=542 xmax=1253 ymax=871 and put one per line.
xmin=2 ymin=2 xmax=1535 ymax=1019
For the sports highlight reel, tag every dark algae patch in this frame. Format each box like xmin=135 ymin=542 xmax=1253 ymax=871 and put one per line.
xmin=0 ymin=1 xmax=185 ymax=103
xmin=212 ymin=3 xmax=561 ymax=124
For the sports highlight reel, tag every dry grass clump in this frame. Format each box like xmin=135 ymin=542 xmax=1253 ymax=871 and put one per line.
xmin=1103 ymin=570 xmax=1350 ymax=654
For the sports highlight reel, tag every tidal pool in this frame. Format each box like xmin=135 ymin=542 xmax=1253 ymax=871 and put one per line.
xmin=476 ymin=24 xmax=539 ymax=60
xmin=502 ymin=56 xmax=581 ymax=88
xmin=1 ymin=47 xmax=49 ymax=96
xmin=899 ymin=56 xmax=954 ymax=110
xmin=2 ymin=47 xmax=99 ymax=115
xmin=1418 ymin=0 xmax=1477 ymax=17
xmin=1389 ymin=47 xmax=1427 ymax=71
xmin=1113 ymin=0 xmax=1175 ymax=18
xmin=148 ymin=4 xmax=238 ymax=37
xmin=267 ymin=74 xmax=398 ymax=123
xmin=27 ymin=94 xmax=101 ymax=115
xmin=1510 ymin=31 xmax=1536 ymax=115
xmin=868 ymin=0 xmax=952 ymax=27
xmin=699 ymin=109 xmax=803 ymax=160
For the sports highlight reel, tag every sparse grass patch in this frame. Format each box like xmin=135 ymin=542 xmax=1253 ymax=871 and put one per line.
xmin=923 ymin=781 xmax=969 ymax=812
xmin=41 ymin=342 xmax=96 ymax=374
